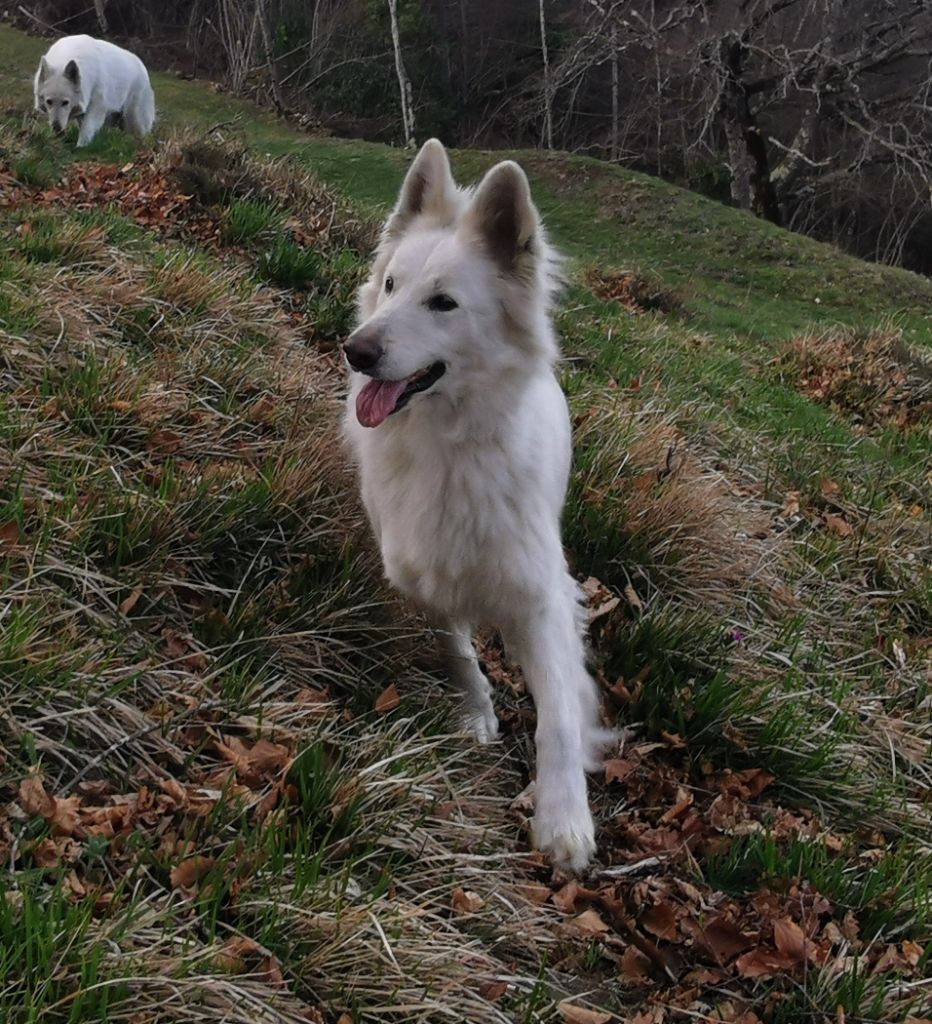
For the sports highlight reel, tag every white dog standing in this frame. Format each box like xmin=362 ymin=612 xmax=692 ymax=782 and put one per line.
xmin=343 ymin=140 xmax=606 ymax=870
xmin=34 ymin=35 xmax=155 ymax=147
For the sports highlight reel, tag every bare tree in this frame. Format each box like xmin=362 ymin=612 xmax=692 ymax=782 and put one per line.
xmin=92 ymin=0 xmax=108 ymax=33
xmin=215 ymin=0 xmax=260 ymax=94
xmin=255 ymin=0 xmax=285 ymax=114
xmin=539 ymin=0 xmax=554 ymax=149
xmin=387 ymin=0 xmax=416 ymax=147
xmin=544 ymin=0 xmax=932 ymax=268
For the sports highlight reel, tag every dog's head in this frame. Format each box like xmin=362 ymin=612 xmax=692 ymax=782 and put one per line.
xmin=345 ymin=139 xmax=559 ymax=428
xmin=35 ymin=57 xmax=85 ymax=135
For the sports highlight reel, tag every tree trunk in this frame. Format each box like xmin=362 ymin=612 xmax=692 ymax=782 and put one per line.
xmin=718 ymin=34 xmax=782 ymax=225
xmin=539 ymin=0 xmax=554 ymax=150
xmin=257 ymin=0 xmax=285 ymax=115
xmin=387 ymin=0 xmax=416 ymax=147
xmin=93 ymin=0 xmax=108 ymax=34
xmin=770 ymin=0 xmax=844 ymax=198
xmin=610 ymin=25 xmax=619 ymax=162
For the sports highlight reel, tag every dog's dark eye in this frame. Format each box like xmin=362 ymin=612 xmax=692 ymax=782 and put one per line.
xmin=45 ymin=99 xmax=52 ymax=107
xmin=384 ymin=276 xmax=394 ymax=294
xmin=427 ymin=294 xmax=458 ymax=312
xmin=62 ymin=99 xmax=69 ymax=107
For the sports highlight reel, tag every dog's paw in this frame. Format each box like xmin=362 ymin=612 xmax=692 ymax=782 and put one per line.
xmin=460 ymin=706 xmax=499 ymax=745
xmin=532 ymin=802 xmax=596 ymax=873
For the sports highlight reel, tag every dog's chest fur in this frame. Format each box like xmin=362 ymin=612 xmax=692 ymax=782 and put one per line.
xmin=348 ymin=379 xmax=570 ymax=622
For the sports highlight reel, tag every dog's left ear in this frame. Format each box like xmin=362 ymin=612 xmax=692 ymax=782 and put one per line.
xmin=64 ymin=60 xmax=81 ymax=85
xmin=464 ymin=161 xmax=539 ymax=277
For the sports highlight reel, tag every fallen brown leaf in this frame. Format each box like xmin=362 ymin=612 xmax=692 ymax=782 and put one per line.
xmin=735 ymin=947 xmax=798 ymax=978
xmin=683 ymin=915 xmax=754 ymax=963
xmin=562 ymin=908 xmax=610 ymax=939
xmin=773 ymin=917 xmax=810 ymax=962
xmin=659 ymin=786 xmax=693 ymax=823
xmin=516 ymin=882 xmax=551 ymax=905
xmin=170 ymin=855 xmax=216 ymax=890
xmin=823 ymin=513 xmax=854 ymax=537
xmin=820 ymin=478 xmax=841 ymax=498
xmin=451 ymin=887 xmax=484 ymax=915
xmin=604 ymin=758 xmax=637 ymax=784
xmin=0 ymin=519 xmax=22 ymax=549
xmin=119 ymin=585 xmax=144 ymax=615
xmin=582 ymin=576 xmax=622 ymax=622
xmin=552 ymin=880 xmax=580 ymax=913
xmin=49 ymin=795 xmax=81 ymax=836
xmin=479 ymin=980 xmax=508 ymax=1001
xmin=640 ymin=901 xmax=679 ymax=942
xmin=620 ymin=944 xmax=652 ymax=984
xmin=19 ymin=775 xmax=55 ymax=819
xmin=902 ymin=940 xmax=923 ymax=967
xmin=782 ymin=491 xmax=800 ymax=517
xmin=558 ymin=1001 xmax=612 ymax=1024
xmin=375 ymin=683 xmax=400 ymax=714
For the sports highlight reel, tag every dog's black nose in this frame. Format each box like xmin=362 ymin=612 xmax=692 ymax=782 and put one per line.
xmin=344 ymin=333 xmax=384 ymax=372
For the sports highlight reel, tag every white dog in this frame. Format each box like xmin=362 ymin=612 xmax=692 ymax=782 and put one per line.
xmin=343 ymin=140 xmax=606 ymax=870
xmin=34 ymin=35 xmax=155 ymax=147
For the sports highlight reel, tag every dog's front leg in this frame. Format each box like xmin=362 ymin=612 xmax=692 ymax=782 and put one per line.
xmin=76 ymin=108 xmax=105 ymax=147
xmin=434 ymin=619 xmax=499 ymax=744
xmin=508 ymin=595 xmax=598 ymax=872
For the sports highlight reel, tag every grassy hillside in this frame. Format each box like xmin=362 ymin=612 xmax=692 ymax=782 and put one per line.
xmin=1 ymin=22 xmax=930 ymax=1024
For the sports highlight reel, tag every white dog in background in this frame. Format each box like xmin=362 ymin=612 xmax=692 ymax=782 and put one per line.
xmin=343 ymin=139 xmax=607 ymax=870
xmin=34 ymin=35 xmax=155 ymax=147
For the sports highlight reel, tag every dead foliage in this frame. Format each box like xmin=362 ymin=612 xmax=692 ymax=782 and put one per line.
xmin=153 ymin=132 xmax=376 ymax=252
xmin=781 ymin=326 xmax=932 ymax=433
xmin=586 ymin=266 xmax=683 ymax=316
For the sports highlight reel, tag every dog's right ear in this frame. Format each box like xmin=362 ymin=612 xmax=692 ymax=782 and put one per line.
xmin=37 ymin=56 xmax=49 ymax=82
xmin=384 ymin=139 xmax=457 ymax=240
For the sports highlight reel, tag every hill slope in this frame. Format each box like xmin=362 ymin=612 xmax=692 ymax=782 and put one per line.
xmin=1 ymin=22 xmax=930 ymax=1024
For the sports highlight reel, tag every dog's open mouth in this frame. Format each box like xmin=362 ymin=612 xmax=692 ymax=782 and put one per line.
xmin=356 ymin=362 xmax=446 ymax=428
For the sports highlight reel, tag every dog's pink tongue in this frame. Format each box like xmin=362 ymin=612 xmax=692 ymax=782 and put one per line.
xmin=356 ymin=378 xmax=408 ymax=428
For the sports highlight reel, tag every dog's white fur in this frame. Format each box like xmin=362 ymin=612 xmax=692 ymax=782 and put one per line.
xmin=34 ymin=35 xmax=155 ymax=147
xmin=343 ymin=140 xmax=605 ymax=870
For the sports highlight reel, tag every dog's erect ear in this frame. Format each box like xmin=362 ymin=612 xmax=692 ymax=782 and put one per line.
xmin=464 ymin=161 xmax=539 ymax=277
xmin=64 ymin=60 xmax=80 ymax=85
xmin=384 ymin=138 xmax=457 ymax=240
xmin=37 ymin=56 xmax=50 ymax=82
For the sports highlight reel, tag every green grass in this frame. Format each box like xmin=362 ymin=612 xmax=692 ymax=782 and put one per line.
xmin=221 ymin=198 xmax=283 ymax=245
xmin=257 ymin=235 xmax=322 ymax=289
xmin=0 ymin=20 xmax=929 ymax=1024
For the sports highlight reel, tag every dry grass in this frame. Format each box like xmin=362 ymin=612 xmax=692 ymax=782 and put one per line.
xmin=153 ymin=131 xmax=377 ymax=254
xmin=2 ymin=124 xmax=930 ymax=1023
xmin=782 ymin=325 xmax=932 ymax=432
xmin=572 ymin=393 xmax=785 ymax=613
xmin=584 ymin=266 xmax=682 ymax=316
